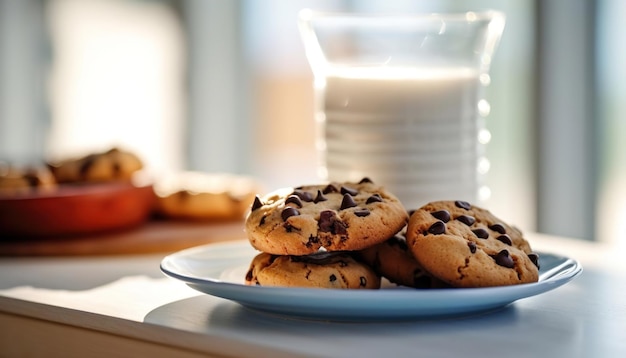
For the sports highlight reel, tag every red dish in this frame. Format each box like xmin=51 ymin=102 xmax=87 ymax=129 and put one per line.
xmin=0 ymin=182 xmax=155 ymax=239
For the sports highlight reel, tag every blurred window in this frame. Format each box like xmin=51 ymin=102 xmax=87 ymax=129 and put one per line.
xmin=0 ymin=0 xmax=624 ymax=245
xmin=45 ymin=0 xmax=186 ymax=175
xmin=596 ymin=0 xmax=626 ymax=247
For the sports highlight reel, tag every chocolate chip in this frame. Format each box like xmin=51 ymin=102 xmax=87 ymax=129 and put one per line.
xmin=528 ymin=253 xmax=540 ymax=269
xmin=468 ymin=241 xmax=477 ymax=253
xmin=305 ymin=235 xmax=319 ymax=247
xmin=245 ymin=269 xmax=253 ymax=281
xmin=314 ymin=190 xmax=327 ymax=203
xmin=354 ymin=208 xmax=370 ymax=217
xmin=177 ymin=191 xmax=191 ymax=202
xmin=359 ymin=277 xmax=367 ymax=286
xmin=496 ymin=234 xmax=512 ymax=246
xmin=492 ymin=250 xmax=515 ymax=268
xmin=431 ymin=210 xmax=451 ymax=223
xmin=79 ymin=154 xmax=96 ymax=179
xmin=322 ymin=184 xmax=338 ymax=194
xmin=23 ymin=173 xmax=41 ymax=188
xmin=281 ymin=207 xmax=300 ymax=221
xmin=285 ymin=195 xmax=303 ymax=208
xmin=329 ymin=274 xmax=337 ymax=282
xmin=359 ymin=177 xmax=373 ymax=184
xmin=455 ymin=200 xmax=471 ymax=210
xmin=456 ymin=215 xmax=475 ymax=226
xmin=428 ymin=221 xmax=446 ymax=235
xmin=318 ymin=210 xmax=347 ymax=235
xmin=340 ymin=194 xmax=357 ymax=210
xmin=112 ymin=161 xmax=121 ymax=177
xmin=340 ymin=186 xmax=358 ymax=196
xmin=489 ymin=223 xmax=506 ymax=234
xmin=283 ymin=222 xmax=298 ymax=232
xmin=472 ymin=228 xmax=489 ymax=239
xmin=366 ymin=194 xmax=383 ymax=204
xmin=318 ymin=210 xmax=334 ymax=231
xmin=251 ymin=196 xmax=263 ymax=211
xmin=259 ymin=215 xmax=266 ymax=225
xmin=293 ymin=190 xmax=313 ymax=202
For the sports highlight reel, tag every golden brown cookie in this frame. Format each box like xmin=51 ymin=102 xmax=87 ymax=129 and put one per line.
xmin=0 ymin=164 xmax=57 ymax=195
xmin=406 ymin=200 xmax=540 ymax=288
xmin=245 ymin=251 xmax=380 ymax=289
xmin=153 ymin=172 xmax=260 ymax=221
xmin=358 ymin=235 xmax=449 ymax=289
xmin=245 ymin=178 xmax=408 ymax=255
xmin=49 ymin=147 xmax=143 ymax=183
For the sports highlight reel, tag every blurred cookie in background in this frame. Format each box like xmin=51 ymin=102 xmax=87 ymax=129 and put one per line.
xmin=153 ymin=171 xmax=260 ymax=222
xmin=48 ymin=147 xmax=143 ymax=184
xmin=0 ymin=163 xmax=57 ymax=196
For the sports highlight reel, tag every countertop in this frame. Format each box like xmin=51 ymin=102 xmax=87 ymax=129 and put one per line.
xmin=0 ymin=224 xmax=624 ymax=357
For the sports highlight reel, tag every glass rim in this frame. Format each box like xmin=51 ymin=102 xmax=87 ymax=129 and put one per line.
xmin=298 ymin=8 xmax=506 ymax=25
xmin=297 ymin=8 xmax=506 ymax=75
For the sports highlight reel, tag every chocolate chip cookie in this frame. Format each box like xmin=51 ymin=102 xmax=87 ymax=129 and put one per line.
xmin=358 ymin=235 xmax=449 ymax=288
xmin=0 ymin=164 xmax=57 ymax=195
xmin=245 ymin=251 xmax=380 ymax=289
xmin=49 ymin=147 xmax=143 ymax=183
xmin=245 ymin=178 xmax=408 ymax=255
xmin=406 ymin=200 xmax=540 ymax=288
xmin=154 ymin=172 xmax=260 ymax=221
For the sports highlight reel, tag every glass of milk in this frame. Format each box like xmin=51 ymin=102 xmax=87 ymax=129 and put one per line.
xmin=299 ymin=10 xmax=505 ymax=210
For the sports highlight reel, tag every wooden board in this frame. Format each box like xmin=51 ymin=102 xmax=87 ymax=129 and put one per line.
xmin=0 ymin=220 xmax=246 ymax=256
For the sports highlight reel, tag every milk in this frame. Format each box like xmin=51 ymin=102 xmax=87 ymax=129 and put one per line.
xmin=316 ymin=67 xmax=486 ymax=210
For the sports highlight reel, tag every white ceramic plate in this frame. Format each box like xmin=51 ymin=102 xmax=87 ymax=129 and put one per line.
xmin=161 ymin=240 xmax=582 ymax=321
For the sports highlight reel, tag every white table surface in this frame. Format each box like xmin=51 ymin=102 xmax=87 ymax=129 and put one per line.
xmin=0 ymin=232 xmax=625 ymax=358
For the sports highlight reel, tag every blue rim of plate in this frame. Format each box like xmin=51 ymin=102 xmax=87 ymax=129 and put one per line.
xmin=160 ymin=240 xmax=582 ymax=321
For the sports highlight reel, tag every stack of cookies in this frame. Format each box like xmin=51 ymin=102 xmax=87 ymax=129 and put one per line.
xmin=245 ymin=178 xmax=407 ymax=289
xmin=244 ymin=178 xmax=540 ymax=289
